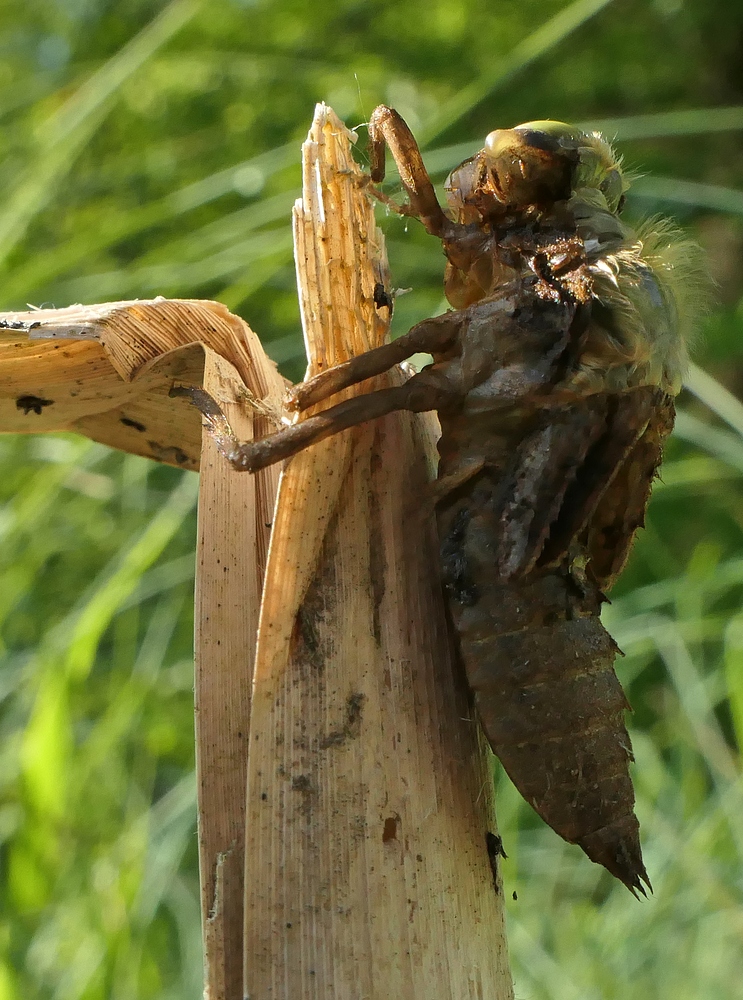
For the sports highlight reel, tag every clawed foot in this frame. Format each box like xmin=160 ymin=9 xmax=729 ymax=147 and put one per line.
xmin=170 ymin=385 xmax=264 ymax=471
xmin=357 ymin=173 xmax=415 ymax=218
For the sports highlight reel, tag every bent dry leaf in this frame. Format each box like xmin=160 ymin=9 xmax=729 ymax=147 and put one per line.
xmin=0 ymin=297 xmax=284 ymax=469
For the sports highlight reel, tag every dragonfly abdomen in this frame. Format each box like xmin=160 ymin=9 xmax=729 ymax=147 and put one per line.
xmin=437 ymin=471 xmax=651 ymax=896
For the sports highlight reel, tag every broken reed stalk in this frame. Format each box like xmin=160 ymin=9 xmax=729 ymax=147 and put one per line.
xmin=194 ymin=350 xmax=284 ymax=999
xmin=241 ymin=105 xmax=513 ymax=999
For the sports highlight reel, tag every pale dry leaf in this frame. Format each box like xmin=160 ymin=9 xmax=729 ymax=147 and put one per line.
xmin=0 ymin=298 xmax=285 ymax=468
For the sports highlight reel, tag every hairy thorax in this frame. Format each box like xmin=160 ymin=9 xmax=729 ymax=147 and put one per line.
xmin=430 ymin=209 xmax=682 ymax=486
xmin=440 ymin=206 xmax=685 ymax=408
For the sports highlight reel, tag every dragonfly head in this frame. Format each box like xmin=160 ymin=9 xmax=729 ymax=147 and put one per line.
xmin=445 ymin=121 xmax=627 ymax=222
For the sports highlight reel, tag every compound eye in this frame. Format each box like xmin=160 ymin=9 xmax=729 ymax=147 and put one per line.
xmin=484 ymin=129 xmax=508 ymax=156
xmin=485 ymin=127 xmax=562 ymax=157
xmin=511 ymin=128 xmax=562 ymax=153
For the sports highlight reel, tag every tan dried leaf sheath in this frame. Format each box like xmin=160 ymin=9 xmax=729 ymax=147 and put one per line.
xmin=242 ymin=104 xmax=513 ymax=1000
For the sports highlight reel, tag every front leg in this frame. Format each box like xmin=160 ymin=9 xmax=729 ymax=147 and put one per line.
xmin=172 ymin=368 xmax=456 ymax=473
xmin=369 ymin=105 xmax=454 ymax=239
xmin=288 ymin=312 xmax=462 ymax=411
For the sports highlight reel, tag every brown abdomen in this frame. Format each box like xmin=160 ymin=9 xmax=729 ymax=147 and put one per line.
xmin=436 ymin=469 xmax=650 ymax=895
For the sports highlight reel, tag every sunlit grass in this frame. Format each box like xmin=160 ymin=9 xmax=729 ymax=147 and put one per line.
xmin=0 ymin=436 xmax=200 ymax=997
xmin=0 ymin=0 xmax=742 ymax=996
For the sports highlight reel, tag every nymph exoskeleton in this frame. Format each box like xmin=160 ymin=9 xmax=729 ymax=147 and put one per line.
xmin=176 ymin=106 xmax=705 ymax=895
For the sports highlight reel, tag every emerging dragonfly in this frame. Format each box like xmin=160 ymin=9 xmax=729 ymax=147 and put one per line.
xmin=177 ymin=106 xmax=705 ymax=895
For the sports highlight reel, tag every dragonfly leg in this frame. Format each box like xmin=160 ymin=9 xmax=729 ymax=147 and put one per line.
xmin=369 ymin=105 xmax=453 ymax=238
xmin=173 ymin=369 xmax=455 ymax=473
xmin=288 ymin=312 xmax=461 ymax=411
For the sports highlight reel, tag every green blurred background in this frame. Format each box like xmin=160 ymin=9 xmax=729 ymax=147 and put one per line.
xmin=0 ymin=0 xmax=742 ymax=996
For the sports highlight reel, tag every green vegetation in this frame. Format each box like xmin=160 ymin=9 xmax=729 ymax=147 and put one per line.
xmin=0 ymin=0 xmax=741 ymax=996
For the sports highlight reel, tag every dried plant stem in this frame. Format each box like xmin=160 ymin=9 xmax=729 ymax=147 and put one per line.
xmin=242 ymin=105 xmax=513 ymax=999
xmin=195 ymin=352 xmax=282 ymax=999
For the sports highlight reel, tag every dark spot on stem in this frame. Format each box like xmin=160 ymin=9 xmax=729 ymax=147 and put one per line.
xmin=382 ymin=814 xmax=399 ymax=843
xmin=120 ymin=416 xmax=147 ymax=432
xmin=373 ymin=281 xmax=393 ymax=312
xmin=147 ymin=441 xmax=191 ymax=466
xmin=486 ymin=832 xmax=507 ymax=894
xmin=16 ymin=395 xmax=53 ymax=415
xmin=320 ymin=692 xmax=366 ymax=748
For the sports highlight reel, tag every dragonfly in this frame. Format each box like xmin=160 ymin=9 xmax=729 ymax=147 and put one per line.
xmin=175 ymin=105 xmax=705 ymax=895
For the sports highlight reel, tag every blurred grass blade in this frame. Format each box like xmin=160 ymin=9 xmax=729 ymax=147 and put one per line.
xmin=135 ymin=773 xmax=198 ymax=926
xmin=610 ymin=555 xmax=743 ymax=617
xmin=40 ymin=0 xmax=200 ymax=146
xmin=578 ymin=106 xmax=743 ymax=140
xmin=1 ymin=154 xmax=296 ymax=305
xmin=684 ymin=363 xmax=743 ymax=438
xmin=654 ymin=455 xmax=738 ymax=490
xmin=170 ymin=144 xmax=295 ymax=213
xmin=654 ymin=624 xmax=740 ymax=800
xmin=117 ymin=554 xmax=196 ymax=611
xmin=20 ymin=671 xmax=72 ymax=819
xmin=52 ymin=227 xmax=294 ymax=304
xmin=419 ymin=0 xmax=618 ymax=144
xmin=631 ymin=177 xmax=743 ymax=215
xmin=723 ymin=617 xmax=743 ymax=757
xmin=674 ymin=412 xmax=743 ymax=473
xmin=0 ymin=0 xmax=201 ymax=270
xmin=63 ymin=472 xmax=198 ymax=682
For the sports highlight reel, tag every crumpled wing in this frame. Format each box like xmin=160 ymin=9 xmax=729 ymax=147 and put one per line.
xmin=488 ymin=385 xmax=668 ymax=579
xmin=587 ymin=392 xmax=676 ymax=591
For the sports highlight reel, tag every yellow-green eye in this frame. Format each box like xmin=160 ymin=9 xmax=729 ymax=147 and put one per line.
xmin=512 ymin=120 xmax=583 ymax=145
